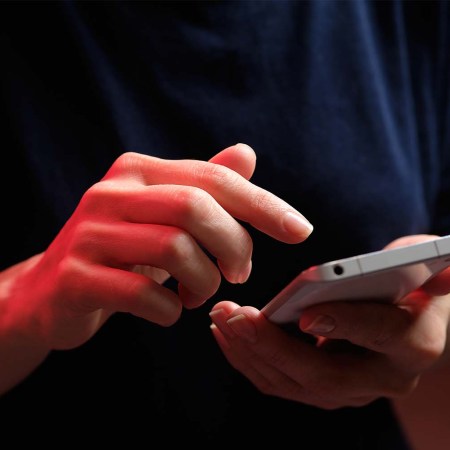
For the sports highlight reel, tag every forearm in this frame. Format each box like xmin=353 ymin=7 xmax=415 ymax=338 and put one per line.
xmin=0 ymin=254 xmax=51 ymax=396
xmin=0 ymin=328 xmax=50 ymax=396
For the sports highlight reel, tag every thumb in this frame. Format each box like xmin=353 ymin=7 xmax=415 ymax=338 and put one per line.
xmin=383 ymin=234 xmax=450 ymax=296
xmin=209 ymin=143 xmax=256 ymax=180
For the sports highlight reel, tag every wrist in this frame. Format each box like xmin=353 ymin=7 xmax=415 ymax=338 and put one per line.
xmin=0 ymin=254 xmax=51 ymax=395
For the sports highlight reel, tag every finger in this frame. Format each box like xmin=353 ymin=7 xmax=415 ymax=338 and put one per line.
xmin=382 ymin=234 xmax=440 ymax=250
xmin=209 ymin=301 xmax=242 ymax=341
xmin=132 ymin=265 xmax=170 ymax=285
xmin=103 ymin=152 xmax=313 ymax=243
xmin=299 ymin=296 xmax=448 ymax=371
xmin=128 ymin=184 xmax=253 ymax=284
xmin=209 ymin=309 xmax=311 ymax=403
xmin=73 ymin=221 xmax=221 ymax=304
xmin=211 ymin=321 xmax=316 ymax=403
xmin=210 ymin=307 xmax=404 ymax=401
xmin=382 ymin=234 xmax=449 ymax=295
xmin=208 ymin=143 xmax=256 ymax=180
xmin=61 ymin=259 xmax=182 ymax=326
xmin=80 ymin=184 xmax=253 ymax=284
xmin=422 ymin=267 xmax=450 ymax=296
xmin=211 ymin=300 xmax=242 ymax=313
xmin=211 ymin=305 xmax=326 ymax=385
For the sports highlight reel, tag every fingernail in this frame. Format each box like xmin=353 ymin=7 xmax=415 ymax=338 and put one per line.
xmin=227 ymin=314 xmax=257 ymax=344
xmin=283 ymin=212 xmax=314 ymax=238
xmin=209 ymin=309 xmax=235 ymax=338
xmin=303 ymin=315 xmax=335 ymax=334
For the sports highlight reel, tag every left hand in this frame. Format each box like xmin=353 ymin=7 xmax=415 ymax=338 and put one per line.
xmin=209 ymin=234 xmax=450 ymax=409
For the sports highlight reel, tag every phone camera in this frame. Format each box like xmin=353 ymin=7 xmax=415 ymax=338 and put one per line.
xmin=333 ymin=265 xmax=344 ymax=275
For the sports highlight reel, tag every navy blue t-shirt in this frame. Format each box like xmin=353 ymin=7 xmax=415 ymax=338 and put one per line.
xmin=1 ymin=1 xmax=449 ymax=447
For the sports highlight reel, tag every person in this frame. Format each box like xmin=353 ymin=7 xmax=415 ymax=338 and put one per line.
xmin=1 ymin=0 xmax=449 ymax=447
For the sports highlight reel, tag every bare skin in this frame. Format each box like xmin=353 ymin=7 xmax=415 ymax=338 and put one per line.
xmin=0 ymin=143 xmax=313 ymax=395
xmin=210 ymin=234 xmax=450 ymax=409
xmin=4 ymin=142 xmax=448 ymax=409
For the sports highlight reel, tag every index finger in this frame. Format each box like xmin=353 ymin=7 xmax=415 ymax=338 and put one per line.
xmin=115 ymin=152 xmax=313 ymax=243
xmin=212 ymin=304 xmax=326 ymax=382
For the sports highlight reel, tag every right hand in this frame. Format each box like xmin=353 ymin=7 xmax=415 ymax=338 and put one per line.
xmin=1 ymin=143 xmax=313 ymax=351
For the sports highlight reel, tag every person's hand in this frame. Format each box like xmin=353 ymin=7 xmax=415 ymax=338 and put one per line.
xmin=209 ymin=234 xmax=450 ymax=409
xmin=1 ymin=143 xmax=313 ymax=352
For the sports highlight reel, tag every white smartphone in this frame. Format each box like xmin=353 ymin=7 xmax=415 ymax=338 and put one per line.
xmin=261 ymin=235 xmax=450 ymax=325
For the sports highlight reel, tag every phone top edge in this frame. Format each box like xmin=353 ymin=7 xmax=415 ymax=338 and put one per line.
xmin=310 ymin=235 xmax=450 ymax=281
xmin=263 ymin=234 xmax=450 ymax=324
xmin=436 ymin=235 xmax=450 ymax=255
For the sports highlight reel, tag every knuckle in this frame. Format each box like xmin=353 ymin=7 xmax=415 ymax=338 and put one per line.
xmin=369 ymin=328 xmax=396 ymax=349
xmin=265 ymin=348 xmax=292 ymax=371
xmin=249 ymin=189 xmax=278 ymax=214
xmin=173 ymin=187 xmax=215 ymax=224
xmin=80 ymin=182 xmax=118 ymax=214
xmin=102 ymin=152 xmax=148 ymax=182
xmin=198 ymin=162 xmax=234 ymax=188
xmin=113 ymin=151 xmax=141 ymax=173
xmin=56 ymin=256 xmax=86 ymax=293
xmin=410 ymin=328 xmax=447 ymax=365
xmin=386 ymin=375 xmax=419 ymax=399
xmin=140 ymin=283 xmax=183 ymax=327
xmin=159 ymin=229 xmax=196 ymax=265
xmin=365 ymin=315 xmax=404 ymax=349
xmin=173 ymin=186 xmax=253 ymax=260
xmin=70 ymin=220 xmax=105 ymax=254
xmin=82 ymin=182 xmax=108 ymax=203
